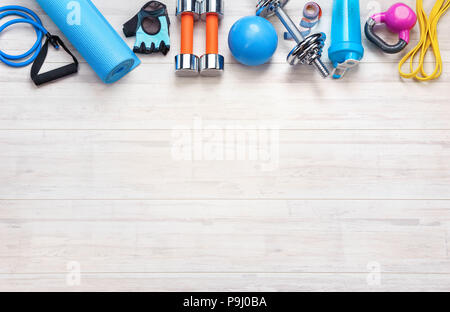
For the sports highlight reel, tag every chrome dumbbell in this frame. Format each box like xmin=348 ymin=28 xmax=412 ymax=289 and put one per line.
xmin=256 ymin=0 xmax=329 ymax=78
xmin=175 ymin=0 xmax=201 ymax=76
xmin=199 ymin=0 xmax=224 ymax=76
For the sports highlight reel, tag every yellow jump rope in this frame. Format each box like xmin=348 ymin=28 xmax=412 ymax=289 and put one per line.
xmin=399 ymin=0 xmax=450 ymax=81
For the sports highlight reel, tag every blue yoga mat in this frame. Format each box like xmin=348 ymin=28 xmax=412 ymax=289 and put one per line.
xmin=35 ymin=0 xmax=140 ymax=83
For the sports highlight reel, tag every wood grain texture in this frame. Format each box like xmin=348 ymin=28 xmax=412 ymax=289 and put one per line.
xmin=1 ymin=200 xmax=449 ymax=275
xmin=2 ymin=273 xmax=450 ymax=292
xmin=0 ymin=0 xmax=449 ymax=291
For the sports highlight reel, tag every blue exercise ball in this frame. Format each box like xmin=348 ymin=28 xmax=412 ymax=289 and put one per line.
xmin=228 ymin=16 xmax=278 ymax=66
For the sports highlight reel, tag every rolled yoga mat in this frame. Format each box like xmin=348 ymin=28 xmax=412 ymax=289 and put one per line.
xmin=35 ymin=0 xmax=140 ymax=83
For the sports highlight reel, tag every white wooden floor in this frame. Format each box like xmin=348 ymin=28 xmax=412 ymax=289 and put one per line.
xmin=1 ymin=0 xmax=450 ymax=292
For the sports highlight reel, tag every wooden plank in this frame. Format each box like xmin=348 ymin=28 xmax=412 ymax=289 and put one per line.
xmin=0 ymin=130 xmax=450 ymax=200
xmin=0 ymin=200 xmax=448 ymax=274
xmin=0 ymin=62 xmax=449 ymax=130
xmin=1 ymin=273 xmax=450 ymax=292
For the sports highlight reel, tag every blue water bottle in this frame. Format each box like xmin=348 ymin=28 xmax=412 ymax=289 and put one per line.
xmin=328 ymin=0 xmax=364 ymax=79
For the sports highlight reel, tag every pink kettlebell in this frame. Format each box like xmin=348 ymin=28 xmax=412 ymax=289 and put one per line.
xmin=365 ymin=3 xmax=417 ymax=54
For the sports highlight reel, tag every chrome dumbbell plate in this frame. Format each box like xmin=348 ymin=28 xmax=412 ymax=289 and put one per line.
xmin=287 ymin=33 xmax=326 ymax=66
xmin=200 ymin=54 xmax=224 ymax=76
xmin=176 ymin=0 xmax=201 ymax=19
xmin=256 ymin=0 xmax=289 ymax=18
xmin=201 ymin=0 xmax=224 ymax=20
xmin=175 ymin=54 xmax=200 ymax=77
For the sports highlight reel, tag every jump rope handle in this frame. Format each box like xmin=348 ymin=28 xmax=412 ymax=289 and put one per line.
xmin=365 ymin=3 xmax=417 ymax=54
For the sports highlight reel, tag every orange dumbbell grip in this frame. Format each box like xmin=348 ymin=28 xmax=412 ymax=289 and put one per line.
xmin=206 ymin=13 xmax=219 ymax=54
xmin=180 ymin=13 xmax=194 ymax=54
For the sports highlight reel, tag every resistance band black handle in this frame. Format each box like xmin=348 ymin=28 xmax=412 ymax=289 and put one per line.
xmin=365 ymin=18 xmax=407 ymax=54
xmin=30 ymin=35 xmax=79 ymax=86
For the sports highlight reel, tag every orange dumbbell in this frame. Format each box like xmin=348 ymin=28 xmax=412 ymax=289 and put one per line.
xmin=199 ymin=0 xmax=224 ymax=76
xmin=175 ymin=0 xmax=200 ymax=76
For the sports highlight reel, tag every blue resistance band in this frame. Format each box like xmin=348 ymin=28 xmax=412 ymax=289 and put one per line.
xmin=0 ymin=6 xmax=47 ymax=67
xmin=0 ymin=5 xmax=78 ymax=84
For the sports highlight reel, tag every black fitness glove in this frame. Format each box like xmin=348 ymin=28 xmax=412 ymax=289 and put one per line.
xmin=123 ymin=1 xmax=170 ymax=55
